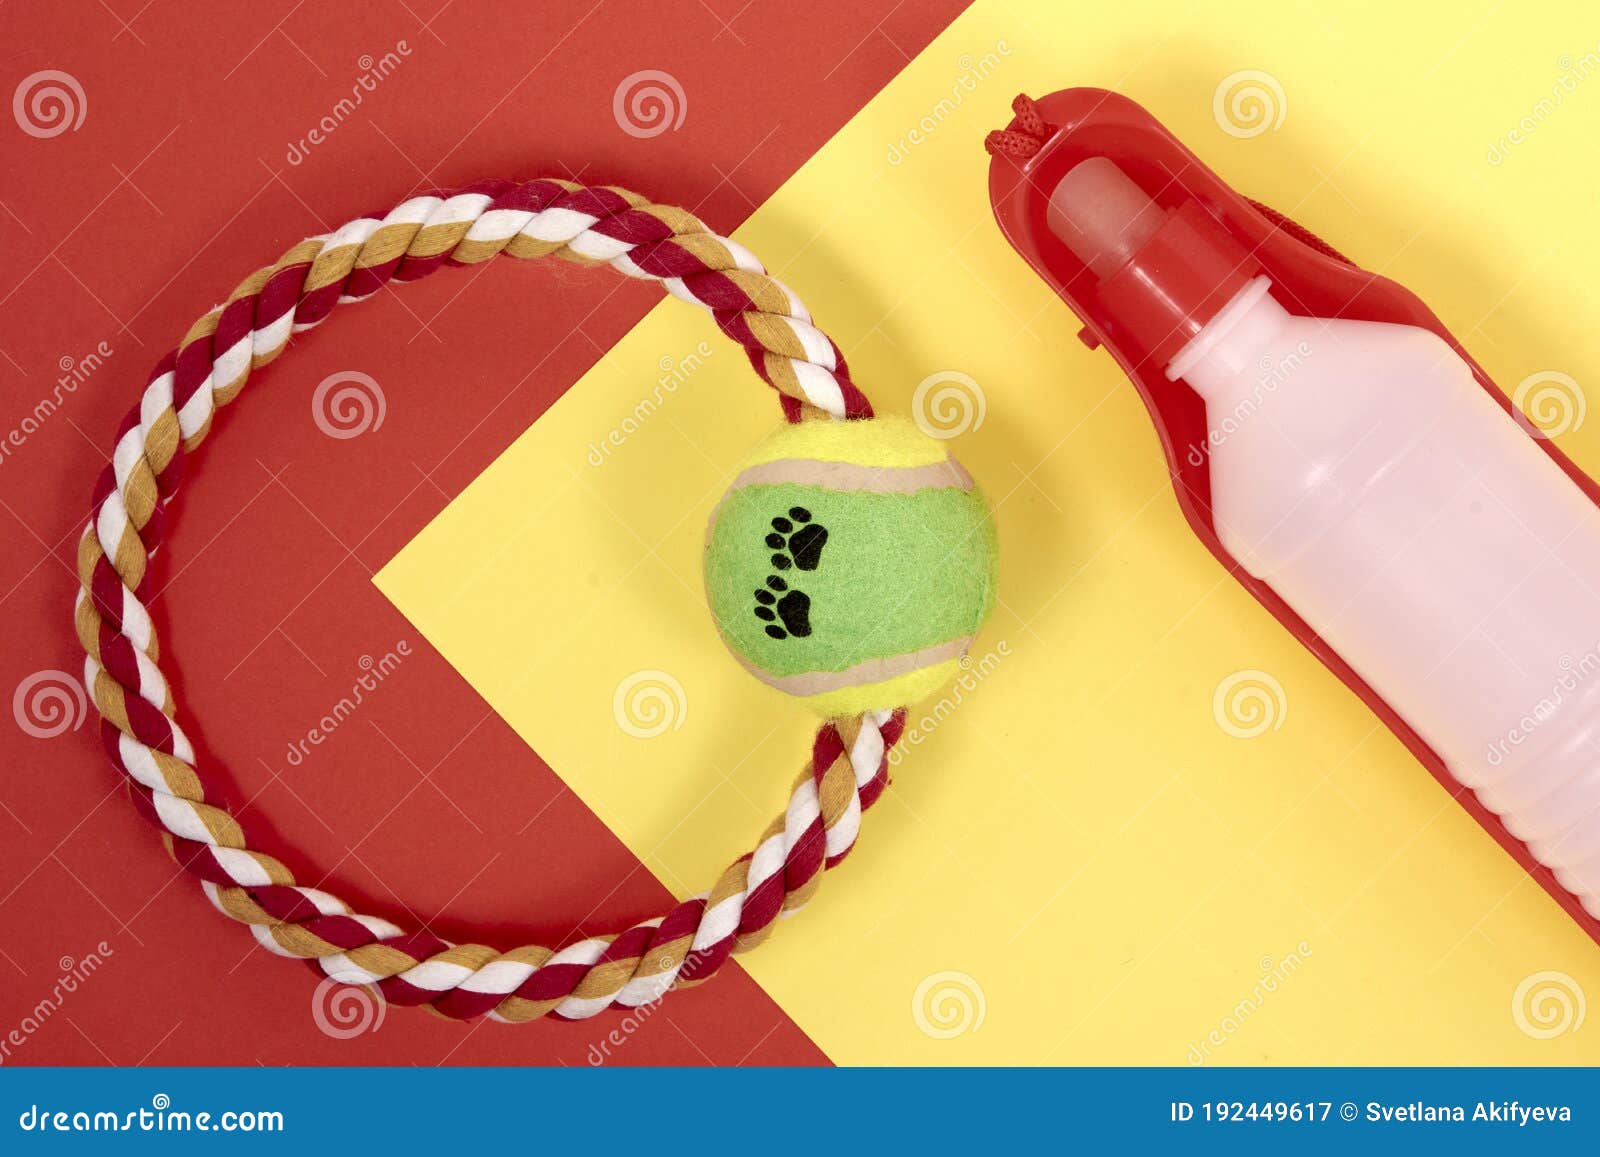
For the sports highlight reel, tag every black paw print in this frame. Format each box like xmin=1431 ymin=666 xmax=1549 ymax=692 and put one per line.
xmin=753 ymin=507 xmax=828 ymax=640
xmin=766 ymin=507 xmax=827 ymax=571
xmin=754 ymin=575 xmax=811 ymax=640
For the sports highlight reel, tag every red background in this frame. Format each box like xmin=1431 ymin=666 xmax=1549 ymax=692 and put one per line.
xmin=0 ymin=0 xmax=964 ymax=1065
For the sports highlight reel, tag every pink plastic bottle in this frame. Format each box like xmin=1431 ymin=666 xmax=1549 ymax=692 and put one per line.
xmin=1051 ymin=158 xmax=1600 ymax=916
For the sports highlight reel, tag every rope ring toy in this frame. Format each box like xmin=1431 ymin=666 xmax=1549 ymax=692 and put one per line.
xmin=76 ymin=178 xmax=998 ymax=1023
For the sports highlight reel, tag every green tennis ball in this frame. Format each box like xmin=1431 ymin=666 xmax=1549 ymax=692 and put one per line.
xmin=704 ymin=415 xmax=998 ymax=716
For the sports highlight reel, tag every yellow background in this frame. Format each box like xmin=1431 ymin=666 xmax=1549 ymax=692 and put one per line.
xmin=377 ymin=0 xmax=1600 ymax=1061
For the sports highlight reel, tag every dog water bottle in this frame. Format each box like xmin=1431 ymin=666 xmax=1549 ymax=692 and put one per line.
xmin=1050 ymin=156 xmax=1600 ymax=914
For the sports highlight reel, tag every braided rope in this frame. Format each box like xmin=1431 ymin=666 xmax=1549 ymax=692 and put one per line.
xmin=74 ymin=177 xmax=906 ymax=1022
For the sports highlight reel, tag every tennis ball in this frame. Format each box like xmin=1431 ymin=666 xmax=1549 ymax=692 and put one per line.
xmin=704 ymin=415 xmax=998 ymax=716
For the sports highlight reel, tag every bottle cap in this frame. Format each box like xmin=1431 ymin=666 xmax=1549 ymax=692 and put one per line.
xmin=1048 ymin=158 xmax=1261 ymax=368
